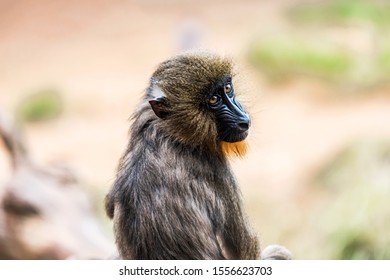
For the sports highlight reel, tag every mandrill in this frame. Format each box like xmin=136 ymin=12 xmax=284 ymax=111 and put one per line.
xmin=105 ymin=51 xmax=291 ymax=260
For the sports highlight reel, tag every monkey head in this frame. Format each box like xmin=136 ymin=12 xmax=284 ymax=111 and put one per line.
xmin=147 ymin=51 xmax=250 ymax=157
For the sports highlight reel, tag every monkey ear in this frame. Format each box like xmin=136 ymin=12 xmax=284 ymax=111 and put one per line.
xmin=149 ymin=97 xmax=170 ymax=119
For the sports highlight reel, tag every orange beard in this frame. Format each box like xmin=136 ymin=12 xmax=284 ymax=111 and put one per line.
xmin=220 ymin=140 xmax=248 ymax=158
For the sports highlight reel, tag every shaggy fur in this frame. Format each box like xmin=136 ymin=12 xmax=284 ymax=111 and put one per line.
xmin=105 ymin=51 xmax=260 ymax=259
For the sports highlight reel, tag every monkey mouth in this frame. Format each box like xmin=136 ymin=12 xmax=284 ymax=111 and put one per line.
xmin=219 ymin=121 xmax=250 ymax=143
xmin=220 ymin=130 xmax=249 ymax=143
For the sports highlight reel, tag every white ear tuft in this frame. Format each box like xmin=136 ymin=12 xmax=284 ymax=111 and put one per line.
xmin=150 ymin=85 xmax=166 ymax=99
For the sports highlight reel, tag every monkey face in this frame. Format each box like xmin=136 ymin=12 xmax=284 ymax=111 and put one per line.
xmin=147 ymin=51 xmax=250 ymax=149
xmin=208 ymin=77 xmax=250 ymax=143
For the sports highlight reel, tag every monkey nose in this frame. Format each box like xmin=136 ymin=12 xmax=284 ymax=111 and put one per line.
xmin=237 ymin=120 xmax=250 ymax=132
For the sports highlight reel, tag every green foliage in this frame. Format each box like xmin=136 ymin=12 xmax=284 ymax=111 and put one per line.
xmin=289 ymin=0 xmax=390 ymax=27
xmin=249 ymin=38 xmax=354 ymax=83
xmin=316 ymin=140 xmax=390 ymax=259
xmin=249 ymin=35 xmax=390 ymax=88
xmin=333 ymin=230 xmax=377 ymax=260
xmin=378 ymin=48 xmax=390 ymax=73
xmin=16 ymin=88 xmax=63 ymax=122
xmin=248 ymin=0 xmax=390 ymax=89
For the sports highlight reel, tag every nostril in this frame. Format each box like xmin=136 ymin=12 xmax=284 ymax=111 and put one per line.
xmin=237 ymin=122 xmax=249 ymax=131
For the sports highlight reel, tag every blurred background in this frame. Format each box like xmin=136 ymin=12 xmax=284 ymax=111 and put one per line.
xmin=1 ymin=0 xmax=390 ymax=259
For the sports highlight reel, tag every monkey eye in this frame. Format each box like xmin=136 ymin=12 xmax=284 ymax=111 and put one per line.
xmin=209 ymin=95 xmax=220 ymax=105
xmin=224 ymin=83 xmax=233 ymax=95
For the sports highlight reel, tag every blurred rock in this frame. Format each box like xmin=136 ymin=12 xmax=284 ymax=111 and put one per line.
xmin=0 ymin=112 xmax=115 ymax=259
